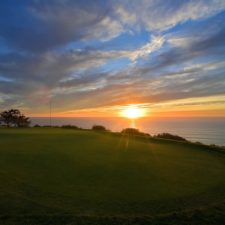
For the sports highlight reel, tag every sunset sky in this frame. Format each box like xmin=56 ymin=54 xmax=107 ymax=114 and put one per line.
xmin=0 ymin=0 xmax=225 ymax=117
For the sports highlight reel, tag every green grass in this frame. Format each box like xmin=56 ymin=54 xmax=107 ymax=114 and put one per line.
xmin=0 ymin=128 xmax=225 ymax=225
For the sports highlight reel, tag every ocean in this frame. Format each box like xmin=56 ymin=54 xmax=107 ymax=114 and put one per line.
xmin=31 ymin=117 xmax=225 ymax=146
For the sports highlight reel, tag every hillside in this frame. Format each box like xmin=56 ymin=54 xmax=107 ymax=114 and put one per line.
xmin=0 ymin=128 xmax=225 ymax=225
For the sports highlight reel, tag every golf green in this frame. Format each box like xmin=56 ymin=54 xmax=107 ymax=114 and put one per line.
xmin=0 ymin=128 xmax=225 ymax=224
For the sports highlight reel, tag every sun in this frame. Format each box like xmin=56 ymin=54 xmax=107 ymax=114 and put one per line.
xmin=121 ymin=105 xmax=145 ymax=119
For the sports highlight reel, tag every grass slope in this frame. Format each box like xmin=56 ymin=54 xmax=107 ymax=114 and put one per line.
xmin=0 ymin=128 xmax=225 ymax=225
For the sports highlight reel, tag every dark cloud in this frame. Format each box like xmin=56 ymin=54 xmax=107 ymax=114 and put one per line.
xmin=0 ymin=49 xmax=125 ymax=86
xmin=192 ymin=27 xmax=225 ymax=52
xmin=0 ymin=0 xmax=122 ymax=52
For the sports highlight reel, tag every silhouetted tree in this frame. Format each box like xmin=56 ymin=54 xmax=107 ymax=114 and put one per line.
xmin=0 ymin=109 xmax=16 ymax=127
xmin=0 ymin=109 xmax=30 ymax=127
xmin=16 ymin=114 xmax=31 ymax=127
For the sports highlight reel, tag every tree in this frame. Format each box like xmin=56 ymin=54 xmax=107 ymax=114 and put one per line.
xmin=0 ymin=109 xmax=30 ymax=127
xmin=16 ymin=114 xmax=31 ymax=127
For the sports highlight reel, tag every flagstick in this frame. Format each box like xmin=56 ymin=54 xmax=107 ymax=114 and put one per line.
xmin=49 ymin=100 xmax=52 ymax=127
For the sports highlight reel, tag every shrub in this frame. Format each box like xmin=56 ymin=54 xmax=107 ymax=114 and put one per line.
xmin=154 ymin=133 xmax=187 ymax=142
xmin=92 ymin=125 xmax=107 ymax=131
xmin=61 ymin=125 xmax=79 ymax=129
xmin=195 ymin=141 xmax=203 ymax=145
xmin=121 ymin=128 xmax=151 ymax=137
xmin=121 ymin=128 xmax=140 ymax=135
xmin=33 ymin=124 xmax=41 ymax=127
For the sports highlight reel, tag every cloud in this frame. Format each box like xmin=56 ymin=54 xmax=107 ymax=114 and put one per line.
xmin=137 ymin=23 xmax=225 ymax=77
xmin=0 ymin=0 xmax=225 ymax=114
xmin=0 ymin=49 xmax=126 ymax=85
xmin=115 ymin=0 xmax=225 ymax=31
xmin=1 ymin=21 xmax=225 ymax=112
xmin=40 ymin=56 xmax=225 ymax=112
xmin=30 ymin=0 xmax=124 ymax=41
xmin=1 ymin=0 xmax=224 ymax=53
xmin=0 ymin=0 xmax=123 ymax=52
xmin=1 ymin=0 xmax=224 ymax=54
xmin=128 ymin=36 xmax=165 ymax=62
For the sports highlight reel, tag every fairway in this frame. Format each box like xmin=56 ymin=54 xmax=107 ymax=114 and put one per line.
xmin=0 ymin=128 xmax=225 ymax=225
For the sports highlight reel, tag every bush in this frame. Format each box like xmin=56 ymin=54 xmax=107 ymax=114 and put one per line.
xmin=33 ymin=124 xmax=41 ymax=127
xmin=154 ymin=133 xmax=187 ymax=142
xmin=61 ymin=125 xmax=79 ymax=129
xmin=121 ymin=128 xmax=140 ymax=135
xmin=92 ymin=125 xmax=107 ymax=131
xmin=195 ymin=141 xmax=203 ymax=145
xmin=121 ymin=128 xmax=151 ymax=137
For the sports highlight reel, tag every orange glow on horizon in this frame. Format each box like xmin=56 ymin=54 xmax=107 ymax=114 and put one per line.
xmin=26 ymin=109 xmax=225 ymax=118
xmin=24 ymin=95 xmax=225 ymax=118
